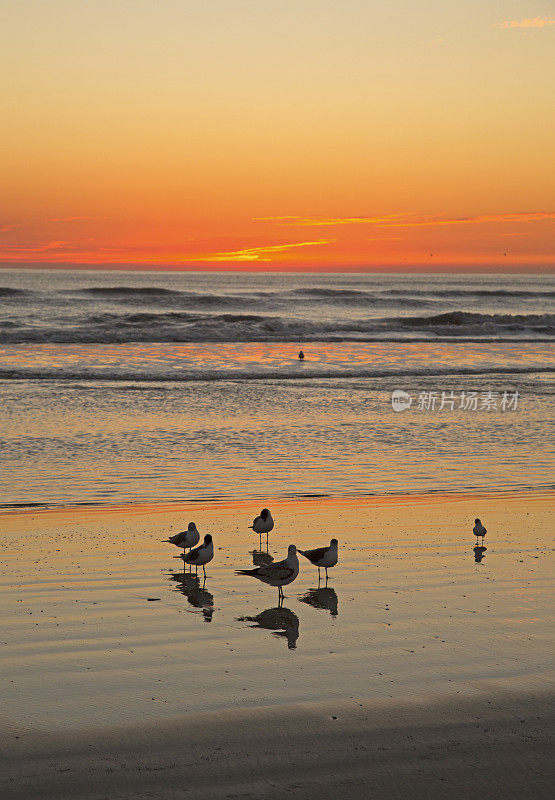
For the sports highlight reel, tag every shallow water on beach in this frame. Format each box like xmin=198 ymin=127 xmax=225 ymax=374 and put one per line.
xmin=1 ymin=493 xmax=553 ymax=730
xmin=0 ymin=369 xmax=553 ymax=506
xmin=1 ymin=270 xmax=553 ymax=507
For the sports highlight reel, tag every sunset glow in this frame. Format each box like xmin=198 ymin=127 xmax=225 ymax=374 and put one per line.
xmin=1 ymin=0 xmax=553 ymax=271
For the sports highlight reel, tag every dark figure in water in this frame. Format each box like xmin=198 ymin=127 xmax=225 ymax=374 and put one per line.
xmin=298 ymin=351 xmax=305 ymax=360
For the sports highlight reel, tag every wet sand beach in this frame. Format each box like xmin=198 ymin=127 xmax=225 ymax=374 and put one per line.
xmin=2 ymin=693 xmax=553 ymax=800
xmin=1 ymin=491 xmax=553 ymax=798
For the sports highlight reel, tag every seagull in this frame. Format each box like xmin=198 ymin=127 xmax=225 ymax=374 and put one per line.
xmin=236 ymin=544 xmax=299 ymax=603
xmin=163 ymin=522 xmax=200 ymax=558
xmin=181 ymin=534 xmax=214 ymax=578
xmin=298 ymin=538 xmax=338 ymax=581
xmin=249 ymin=508 xmax=274 ymax=546
xmin=473 ymin=518 xmax=487 ymax=543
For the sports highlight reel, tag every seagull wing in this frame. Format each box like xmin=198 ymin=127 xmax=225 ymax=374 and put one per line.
xmin=237 ymin=557 xmax=292 ymax=581
xmin=299 ymin=546 xmax=328 ymax=563
xmin=260 ymin=563 xmax=296 ymax=582
xmin=169 ymin=531 xmax=187 ymax=546
xmin=183 ymin=542 xmax=204 ymax=563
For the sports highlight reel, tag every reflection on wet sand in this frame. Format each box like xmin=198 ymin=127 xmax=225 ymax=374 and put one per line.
xmin=473 ymin=545 xmax=487 ymax=563
xmin=237 ymin=607 xmax=299 ymax=649
xmin=251 ymin=548 xmax=274 ymax=567
xmin=169 ymin=572 xmax=215 ymax=622
xmin=299 ymin=586 xmax=338 ymax=616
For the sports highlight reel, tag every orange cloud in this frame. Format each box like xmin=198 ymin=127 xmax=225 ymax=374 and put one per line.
xmin=381 ymin=212 xmax=555 ymax=228
xmin=254 ymin=215 xmax=409 ymax=226
xmin=180 ymin=240 xmax=333 ymax=263
xmin=494 ymin=18 xmax=555 ymax=29
xmin=0 ymin=224 xmax=24 ymax=234
xmin=1 ymin=241 xmax=73 ymax=253
xmin=257 ymin=211 xmax=555 ymax=228
xmin=46 ymin=216 xmax=102 ymax=223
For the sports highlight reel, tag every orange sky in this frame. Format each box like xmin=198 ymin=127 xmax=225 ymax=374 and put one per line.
xmin=1 ymin=1 xmax=554 ymax=271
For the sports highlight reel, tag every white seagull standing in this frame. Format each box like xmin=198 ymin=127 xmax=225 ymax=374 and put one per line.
xmin=298 ymin=538 xmax=338 ymax=581
xmin=236 ymin=544 xmax=299 ymax=603
xmin=473 ymin=518 xmax=487 ymax=543
xmin=182 ymin=534 xmax=214 ymax=578
xmin=249 ymin=508 xmax=274 ymax=547
xmin=164 ymin=522 xmax=200 ymax=558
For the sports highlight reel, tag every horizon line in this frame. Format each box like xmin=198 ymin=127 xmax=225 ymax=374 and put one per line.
xmin=0 ymin=262 xmax=553 ymax=275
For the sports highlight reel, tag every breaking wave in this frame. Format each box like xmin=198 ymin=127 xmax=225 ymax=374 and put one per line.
xmin=0 ymin=309 xmax=553 ymax=344
xmin=394 ymin=311 xmax=555 ymax=335
xmin=0 ymin=287 xmax=30 ymax=297
xmin=77 ymin=286 xmax=183 ymax=297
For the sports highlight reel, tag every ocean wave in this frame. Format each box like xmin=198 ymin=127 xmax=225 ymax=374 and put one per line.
xmin=75 ymin=286 xmax=184 ymax=297
xmin=68 ymin=286 xmax=265 ymax=309
xmin=0 ymin=364 xmax=552 ymax=383
xmin=12 ymin=284 xmax=553 ymax=311
xmin=287 ymin=288 xmax=429 ymax=307
xmin=381 ymin=288 xmax=555 ymax=299
xmin=291 ymin=288 xmax=370 ymax=298
xmin=0 ymin=309 xmax=553 ymax=343
xmin=70 ymin=285 xmax=434 ymax=308
xmin=395 ymin=311 xmax=555 ymax=334
xmin=0 ymin=287 xmax=30 ymax=297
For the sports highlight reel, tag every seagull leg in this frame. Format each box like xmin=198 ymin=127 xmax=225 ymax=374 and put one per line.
xmin=325 ymin=568 xmax=329 ymax=583
xmin=203 ymin=564 xmax=206 ymax=579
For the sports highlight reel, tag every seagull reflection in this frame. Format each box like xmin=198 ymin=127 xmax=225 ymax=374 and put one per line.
xmin=299 ymin=586 xmax=338 ymax=616
xmin=237 ymin=607 xmax=299 ymax=649
xmin=473 ymin=545 xmax=487 ymax=563
xmin=169 ymin=572 xmax=215 ymax=622
xmin=251 ymin=548 xmax=274 ymax=567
